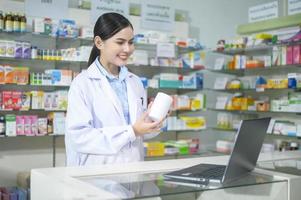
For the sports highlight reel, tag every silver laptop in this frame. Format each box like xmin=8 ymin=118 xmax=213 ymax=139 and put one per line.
xmin=164 ymin=117 xmax=271 ymax=184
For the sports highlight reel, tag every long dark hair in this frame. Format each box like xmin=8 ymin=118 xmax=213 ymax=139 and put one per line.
xmin=87 ymin=12 xmax=133 ymax=66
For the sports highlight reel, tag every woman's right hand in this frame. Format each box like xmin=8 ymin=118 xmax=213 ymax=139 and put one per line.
xmin=132 ymin=110 xmax=164 ymax=137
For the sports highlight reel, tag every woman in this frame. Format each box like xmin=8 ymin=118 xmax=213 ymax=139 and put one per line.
xmin=65 ymin=13 xmax=164 ymax=166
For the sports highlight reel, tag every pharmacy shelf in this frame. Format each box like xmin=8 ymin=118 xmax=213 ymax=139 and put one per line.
xmin=0 ymin=134 xmax=64 ymax=138
xmin=163 ymin=129 xmax=206 ymax=133
xmin=213 ymin=41 xmax=301 ymax=56
xmin=0 ymin=31 xmax=91 ymax=43
xmin=1 ymin=84 xmax=70 ymax=91
xmin=212 ymin=88 xmax=299 ymax=93
xmin=213 ymin=45 xmax=271 ymax=55
xmin=127 ymin=64 xmax=203 ymax=75
xmin=0 ymin=56 xmax=203 ymax=73
xmin=176 ymin=109 xmax=206 ymax=113
xmin=210 ymin=108 xmax=301 ymax=115
xmin=148 ymin=87 xmax=201 ymax=92
xmin=144 ymin=149 xmax=224 ymax=160
xmin=211 ymin=127 xmax=237 ymax=132
xmin=0 ymin=110 xmax=66 ymax=114
xmin=0 ymin=32 xmax=202 ymax=53
xmin=0 ymin=56 xmax=87 ymax=65
xmin=208 ymin=64 xmax=301 ymax=75
xmin=1 ymin=84 xmax=202 ymax=93
xmin=211 ymin=127 xmax=301 ymax=139
xmin=129 ymin=43 xmax=203 ymax=54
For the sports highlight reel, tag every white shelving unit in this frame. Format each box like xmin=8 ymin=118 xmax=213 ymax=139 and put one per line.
xmin=208 ymin=41 xmax=301 ymax=151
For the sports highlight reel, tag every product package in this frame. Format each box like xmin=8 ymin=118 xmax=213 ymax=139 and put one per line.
xmin=5 ymin=114 xmax=16 ymax=136
xmin=16 ymin=115 xmax=25 ymax=136
xmin=37 ymin=118 xmax=48 ymax=135
xmin=2 ymin=91 xmax=13 ymax=110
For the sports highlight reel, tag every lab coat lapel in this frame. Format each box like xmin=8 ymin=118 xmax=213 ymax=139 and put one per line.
xmin=87 ymin=63 xmax=125 ymax=122
xmin=99 ymin=77 xmax=125 ymax=122
xmin=126 ymin=74 xmax=137 ymax=124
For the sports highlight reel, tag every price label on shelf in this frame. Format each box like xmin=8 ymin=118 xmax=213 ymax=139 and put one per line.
xmin=214 ymin=57 xmax=225 ymax=70
xmin=256 ymin=88 xmax=265 ymax=92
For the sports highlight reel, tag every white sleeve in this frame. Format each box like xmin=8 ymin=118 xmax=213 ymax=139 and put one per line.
xmin=143 ymin=132 xmax=160 ymax=140
xmin=65 ymin=80 xmax=136 ymax=155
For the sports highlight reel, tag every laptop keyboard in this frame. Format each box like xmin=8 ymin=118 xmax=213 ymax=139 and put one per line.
xmin=196 ymin=165 xmax=226 ymax=179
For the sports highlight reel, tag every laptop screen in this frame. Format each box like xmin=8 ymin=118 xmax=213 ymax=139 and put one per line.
xmin=222 ymin=117 xmax=271 ymax=183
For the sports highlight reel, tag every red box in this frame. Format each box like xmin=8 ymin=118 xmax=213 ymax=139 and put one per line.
xmin=293 ymin=45 xmax=300 ymax=64
xmin=2 ymin=91 xmax=13 ymax=110
xmin=12 ymin=91 xmax=22 ymax=110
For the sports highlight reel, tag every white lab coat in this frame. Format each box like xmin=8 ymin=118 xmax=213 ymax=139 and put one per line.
xmin=65 ymin=62 xmax=157 ymax=166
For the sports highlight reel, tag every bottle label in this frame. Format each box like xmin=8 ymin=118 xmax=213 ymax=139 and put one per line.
xmin=20 ymin=22 xmax=26 ymax=32
xmin=13 ymin=21 xmax=20 ymax=32
xmin=5 ymin=20 xmax=13 ymax=32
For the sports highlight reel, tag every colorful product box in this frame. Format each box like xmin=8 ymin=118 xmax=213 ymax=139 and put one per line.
xmin=12 ymin=91 xmax=22 ymax=110
xmin=57 ymin=19 xmax=78 ymax=38
xmin=5 ymin=114 xmax=16 ymax=136
xmin=6 ymin=41 xmax=15 ymax=58
xmin=16 ymin=116 xmax=25 ymax=135
xmin=15 ymin=41 xmax=23 ymax=58
xmin=53 ymin=112 xmax=65 ymax=135
xmin=14 ymin=67 xmax=29 ymax=85
xmin=0 ymin=65 xmax=4 ymax=84
xmin=22 ymin=42 xmax=31 ymax=59
xmin=272 ymin=46 xmax=281 ymax=66
xmin=60 ymin=70 xmax=72 ymax=85
xmin=20 ymin=92 xmax=31 ymax=111
xmin=293 ymin=45 xmax=300 ymax=64
xmin=37 ymin=118 xmax=48 ymax=135
xmin=31 ymin=91 xmax=44 ymax=109
xmin=23 ymin=116 xmax=33 ymax=136
xmin=32 ymin=18 xmax=53 ymax=35
xmin=57 ymin=90 xmax=68 ymax=110
xmin=4 ymin=65 xmax=14 ymax=84
xmin=51 ymin=92 xmax=59 ymax=110
xmin=44 ymin=92 xmax=52 ymax=110
xmin=31 ymin=115 xmax=38 ymax=135
xmin=2 ymin=91 xmax=13 ymax=110
xmin=286 ymin=46 xmax=293 ymax=65
xmin=181 ymin=51 xmax=206 ymax=69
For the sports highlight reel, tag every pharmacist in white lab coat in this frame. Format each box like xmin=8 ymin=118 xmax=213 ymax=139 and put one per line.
xmin=65 ymin=13 xmax=164 ymax=166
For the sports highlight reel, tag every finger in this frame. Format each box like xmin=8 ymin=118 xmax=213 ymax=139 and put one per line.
xmin=157 ymin=117 xmax=165 ymax=124
xmin=145 ymin=121 xmax=161 ymax=129
xmin=147 ymin=101 xmax=153 ymax=109
xmin=152 ymin=127 xmax=162 ymax=133
xmin=155 ymin=124 xmax=163 ymax=130
xmin=142 ymin=110 xmax=150 ymax=119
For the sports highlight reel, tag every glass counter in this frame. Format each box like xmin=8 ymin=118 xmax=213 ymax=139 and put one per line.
xmin=258 ymin=158 xmax=301 ymax=176
xmin=75 ymin=170 xmax=287 ymax=200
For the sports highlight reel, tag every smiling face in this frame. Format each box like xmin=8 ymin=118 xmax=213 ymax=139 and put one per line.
xmin=96 ymin=26 xmax=135 ymax=71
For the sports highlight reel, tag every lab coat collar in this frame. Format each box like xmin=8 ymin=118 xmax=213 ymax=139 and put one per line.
xmin=87 ymin=61 xmax=133 ymax=80
xmin=86 ymin=62 xmax=103 ymax=79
